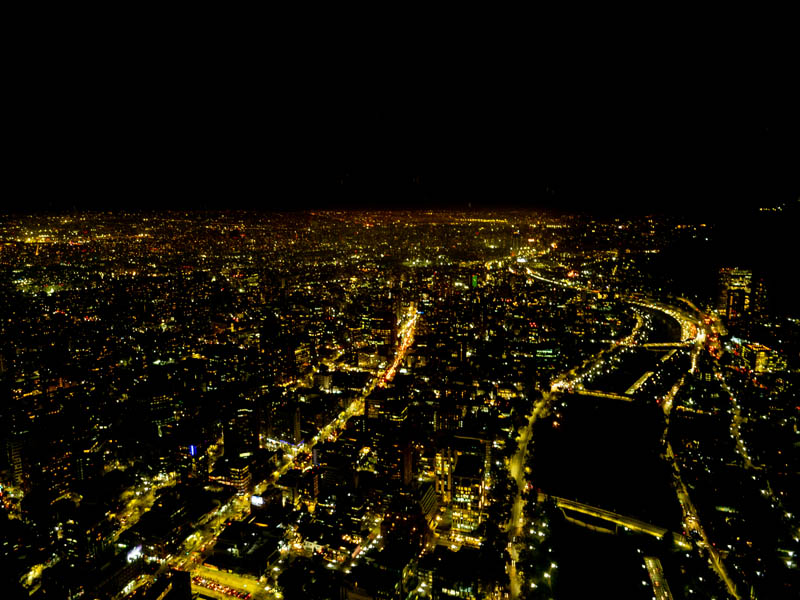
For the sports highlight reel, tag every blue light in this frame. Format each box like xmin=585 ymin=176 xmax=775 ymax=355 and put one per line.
xmin=190 ymin=444 xmax=196 ymax=457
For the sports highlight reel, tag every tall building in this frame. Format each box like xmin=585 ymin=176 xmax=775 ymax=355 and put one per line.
xmin=259 ymin=314 xmax=299 ymax=385
xmin=6 ymin=435 xmax=26 ymax=489
xmin=224 ymin=399 xmax=258 ymax=455
xmin=752 ymin=276 xmax=768 ymax=318
xmin=509 ymin=229 xmax=522 ymax=256
xmin=450 ymin=454 xmax=485 ymax=547
xmin=434 ymin=435 xmax=488 ymax=546
xmin=434 ymin=447 xmax=456 ymax=504
xmin=742 ymin=342 xmax=787 ymax=374
xmin=718 ymin=268 xmax=752 ymax=323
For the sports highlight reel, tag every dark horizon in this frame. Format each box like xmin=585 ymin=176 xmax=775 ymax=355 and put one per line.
xmin=8 ymin=83 xmax=799 ymax=218
xmin=7 ymin=173 xmax=800 ymax=222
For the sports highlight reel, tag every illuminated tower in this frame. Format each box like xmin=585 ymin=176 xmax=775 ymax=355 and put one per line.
xmin=450 ymin=454 xmax=485 ymax=547
xmin=751 ymin=277 xmax=768 ymax=318
xmin=510 ymin=229 xmax=521 ymax=256
xmin=6 ymin=436 xmax=26 ymax=489
xmin=717 ymin=268 xmax=752 ymax=324
xmin=293 ymin=404 xmax=301 ymax=445
xmin=224 ymin=399 xmax=258 ymax=455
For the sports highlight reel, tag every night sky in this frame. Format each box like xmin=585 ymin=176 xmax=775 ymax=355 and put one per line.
xmin=6 ymin=40 xmax=798 ymax=217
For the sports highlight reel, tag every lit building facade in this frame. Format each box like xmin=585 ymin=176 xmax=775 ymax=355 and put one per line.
xmin=450 ymin=455 xmax=484 ymax=547
xmin=718 ymin=267 xmax=751 ymax=322
xmin=742 ymin=342 xmax=787 ymax=374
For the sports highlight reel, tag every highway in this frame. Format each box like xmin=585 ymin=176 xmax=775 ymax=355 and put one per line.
xmin=574 ymin=389 xmax=633 ymax=402
xmin=628 ymin=299 xmax=698 ymax=343
xmin=506 ymin=393 xmax=551 ymax=598
xmin=518 ymin=263 xmax=746 ymax=598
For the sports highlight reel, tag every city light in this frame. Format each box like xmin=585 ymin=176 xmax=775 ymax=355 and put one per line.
xmin=1 ymin=208 xmax=794 ymax=600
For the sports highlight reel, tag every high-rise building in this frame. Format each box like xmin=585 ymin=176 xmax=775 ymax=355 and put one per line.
xmin=228 ymin=460 xmax=253 ymax=496
xmin=509 ymin=229 xmax=522 ymax=256
xmin=751 ymin=277 xmax=768 ymax=318
xmin=6 ymin=435 xmax=26 ymax=489
xmin=742 ymin=342 xmax=787 ymax=374
xmin=450 ymin=454 xmax=485 ymax=547
xmin=718 ymin=268 xmax=752 ymax=323
xmin=224 ymin=400 xmax=258 ymax=455
xmin=434 ymin=447 xmax=455 ymax=504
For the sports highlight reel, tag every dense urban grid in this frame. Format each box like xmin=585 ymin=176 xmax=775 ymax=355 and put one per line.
xmin=1 ymin=208 xmax=797 ymax=600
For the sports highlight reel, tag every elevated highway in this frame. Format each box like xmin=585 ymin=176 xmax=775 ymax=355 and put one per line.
xmin=573 ymin=389 xmax=633 ymax=402
xmin=539 ymin=494 xmax=691 ymax=550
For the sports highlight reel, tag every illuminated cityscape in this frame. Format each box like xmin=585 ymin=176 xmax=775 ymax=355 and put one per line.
xmin=0 ymin=205 xmax=798 ymax=600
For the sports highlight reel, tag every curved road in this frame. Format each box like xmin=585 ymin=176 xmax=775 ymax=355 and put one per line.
xmin=507 ymin=393 xmax=551 ymax=598
xmin=509 ymin=264 xmax=742 ymax=599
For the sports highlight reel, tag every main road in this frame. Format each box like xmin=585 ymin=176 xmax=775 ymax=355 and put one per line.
xmin=170 ymin=303 xmax=421 ymax=599
xmin=506 ymin=392 xmax=552 ymax=598
xmin=255 ymin=303 xmax=419 ymax=494
xmin=651 ymin=307 xmax=741 ymax=600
